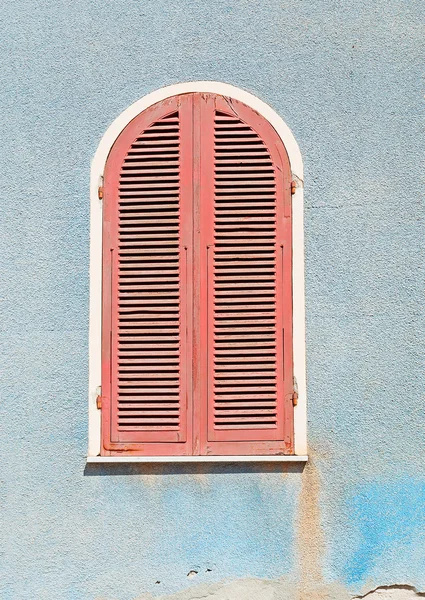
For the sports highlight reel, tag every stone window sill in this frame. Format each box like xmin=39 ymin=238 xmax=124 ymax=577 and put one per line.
xmin=87 ymin=455 xmax=308 ymax=463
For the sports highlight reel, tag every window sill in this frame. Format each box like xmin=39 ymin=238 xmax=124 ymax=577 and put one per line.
xmin=87 ymin=455 xmax=308 ymax=463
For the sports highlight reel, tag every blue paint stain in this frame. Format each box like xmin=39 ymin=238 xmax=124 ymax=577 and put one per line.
xmin=344 ymin=479 xmax=425 ymax=585
xmin=159 ymin=477 xmax=296 ymax=574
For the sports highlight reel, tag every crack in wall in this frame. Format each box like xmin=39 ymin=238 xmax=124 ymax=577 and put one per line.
xmin=353 ymin=584 xmax=425 ymax=599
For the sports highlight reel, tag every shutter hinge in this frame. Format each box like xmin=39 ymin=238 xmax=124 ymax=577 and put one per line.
xmin=291 ymin=180 xmax=297 ymax=195
xmin=96 ymin=395 xmax=103 ymax=409
xmin=98 ymin=175 xmax=104 ymax=200
xmin=292 ymin=376 xmax=299 ymax=406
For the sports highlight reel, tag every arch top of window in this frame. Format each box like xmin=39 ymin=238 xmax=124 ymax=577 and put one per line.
xmin=88 ymin=82 xmax=307 ymax=462
xmin=93 ymin=82 xmax=303 ymax=185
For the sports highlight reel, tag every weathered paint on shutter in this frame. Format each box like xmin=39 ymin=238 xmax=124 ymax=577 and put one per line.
xmin=196 ymin=94 xmax=294 ymax=456
xmin=101 ymin=95 xmax=193 ymax=455
xmin=101 ymin=92 xmax=294 ymax=456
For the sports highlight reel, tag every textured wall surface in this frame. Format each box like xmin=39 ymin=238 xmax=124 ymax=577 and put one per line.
xmin=0 ymin=1 xmax=424 ymax=599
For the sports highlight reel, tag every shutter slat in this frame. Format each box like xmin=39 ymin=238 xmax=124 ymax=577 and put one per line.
xmin=215 ymin=379 xmax=276 ymax=385
xmin=119 ymin=264 xmax=179 ymax=270
xmin=120 ymin=173 xmax=179 ymax=178
xmin=215 ymin=123 xmax=254 ymax=129
xmin=215 ymin=409 xmax=277 ymax=415
xmin=215 ymin=158 xmax=273 ymax=163
xmin=215 ymin=279 xmax=275 ymax=285
xmin=119 ymin=402 xmax=180 ymax=408
xmin=215 ymin=401 xmax=276 ymax=406
xmin=119 ymin=220 xmax=179 ymax=226
xmin=121 ymin=163 xmax=179 ymax=169
xmin=119 ymin=276 xmax=179 ymax=281
xmin=119 ymin=283 xmax=179 ymax=289
xmin=118 ymin=380 xmax=178 ymax=386
xmin=215 ymin=137 xmax=266 ymax=143
xmin=136 ymin=131 xmax=179 ymax=137
xmin=215 ymin=216 xmax=275 ymax=222
xmin=215 ymin=357 xmax=276 ymax=363
xmin=215 ymin=334 xmax=275 ymax=341
xmin=119 ymin=376 xmax=179 ymax=381
xmin=119 ymin=191 xmax=180 ymax=197
xmin=126 ymin=151 xmax=179 ymax=157
xmin=119 ymin=301 xmax=179 ymax=306
xmin=214 ymin=202 xmax=275 ymax=208
xmin=119 ymin=214 xmax=179 ymax=220
xmin=119 ymin=240 xmax=179 ymax=246
xmin=212 ymin=145 xmax=267 ymax=150
xmin=215 ymin=168 xmax=275 ymax=173
xmin=118 ymin=205 xmax=179 ymax=212
xmin=119 ymin=182 xmax=179 ymax=189
xmin=119 ymin=250 xmax=179 ymax=257
xmin=119 ymin=358 xmax=179 ymax=364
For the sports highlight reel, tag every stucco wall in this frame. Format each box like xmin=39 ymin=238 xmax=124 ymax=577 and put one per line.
xmin=0 ymin=1 xmax=424 ymax=599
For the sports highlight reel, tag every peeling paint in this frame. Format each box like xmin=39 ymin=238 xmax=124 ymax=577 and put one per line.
xmin=353 ymin=584 xmax=425 ymax=599
xmin=129 ymin=579 xmax=425 ymax=600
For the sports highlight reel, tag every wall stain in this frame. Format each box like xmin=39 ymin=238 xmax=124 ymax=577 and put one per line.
xmin=296 ymin=457 xmax=350 ymax=600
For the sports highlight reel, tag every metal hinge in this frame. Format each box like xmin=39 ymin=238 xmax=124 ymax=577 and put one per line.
xmin=98 ymin=175 xmax=104 ymax=200
xmin=291 ymin=180 xmax=297 ymax=195
xmin=292 ymin=376 xmax=299 ymax=406
xmin=96 ymin=395 xmax=103 ymax=409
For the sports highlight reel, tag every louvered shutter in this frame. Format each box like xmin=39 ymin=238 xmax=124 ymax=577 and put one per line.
xmin=102 ymin=95 xmax=193 ymax=454
xmin=101 ymin=92 xmax=294 ymax=456
xmin=196 ymin=94 xmax=294 ymax=455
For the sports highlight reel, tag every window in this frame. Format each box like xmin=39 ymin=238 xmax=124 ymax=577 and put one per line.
xmin=89 ymin=83 xmax=307 ymax=461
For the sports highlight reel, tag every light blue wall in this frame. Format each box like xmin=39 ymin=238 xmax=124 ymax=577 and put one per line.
xmin=0 ymin=1 xmax=424 ymax=598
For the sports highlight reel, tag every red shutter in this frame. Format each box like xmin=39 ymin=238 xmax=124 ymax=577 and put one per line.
xmin=102 ymin=95 xmax=193 ymax=455
xmin=197 ymin=94 xmax=294 ymax=455
xmin=101 ymin=92 xmax=293 ymax=456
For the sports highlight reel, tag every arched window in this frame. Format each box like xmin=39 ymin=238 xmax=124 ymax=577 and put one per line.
xmin=88 ymin=83 xmax=307 ymax=461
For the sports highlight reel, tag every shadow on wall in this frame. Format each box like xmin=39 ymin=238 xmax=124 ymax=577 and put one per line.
xmin=83 ymin=462 xmax=306 ymax=477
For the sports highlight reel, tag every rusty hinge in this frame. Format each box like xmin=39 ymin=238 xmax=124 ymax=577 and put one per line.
xmin=292 ymin=376 xmax=299 ymax=406
xmin=96 ymin=395 xmax=103 ymax=409
xmin=291 ymin=180 xmax=297 ymax=195
xmin=98 ymin=186 xmax=104 ymax=200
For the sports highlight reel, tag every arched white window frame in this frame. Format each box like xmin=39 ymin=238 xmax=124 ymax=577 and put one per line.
xmin=88 ymin=82 xmax=307 ymax=462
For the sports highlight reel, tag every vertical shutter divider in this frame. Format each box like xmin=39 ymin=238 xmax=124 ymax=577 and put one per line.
xmin=196 ymin=93 xmax=216 ymax=456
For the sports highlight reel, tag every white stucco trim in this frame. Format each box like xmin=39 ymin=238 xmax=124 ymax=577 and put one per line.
xmin=87 ymin=455 xmax=308 ymax=463
xmin=89 ymin=81 xmax=307 ymax=459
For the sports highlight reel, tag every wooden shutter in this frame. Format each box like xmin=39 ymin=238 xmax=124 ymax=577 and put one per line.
xmin=197 ymin=94 xmax=293 ymax=455
xmin=102 ymin=95 xmax=193 ymax=455
xmin=101 ymin=92 xmax=293 ymax=456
